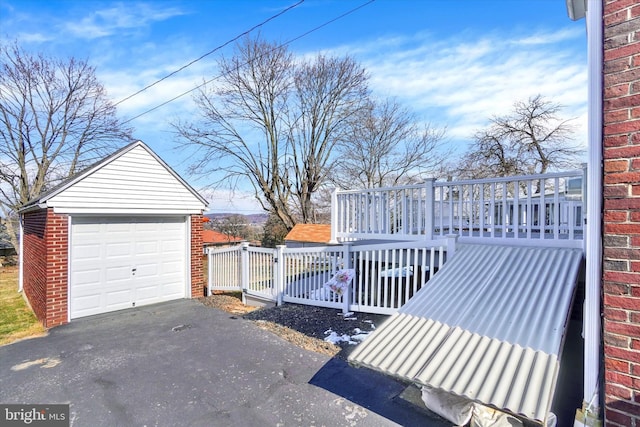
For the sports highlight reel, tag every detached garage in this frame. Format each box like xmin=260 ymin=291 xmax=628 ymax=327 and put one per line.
xmin=19 ymin=141 xmax=208 ymax=327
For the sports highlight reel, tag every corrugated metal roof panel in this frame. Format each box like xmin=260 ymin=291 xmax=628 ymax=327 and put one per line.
xmin=349 ymin=244 xmax=583 ymax=423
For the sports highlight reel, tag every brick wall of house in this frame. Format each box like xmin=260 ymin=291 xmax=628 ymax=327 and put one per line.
xmin=21 ymin=208 xmax=69 ymax=328
xmin=602 ymin=0 xmax=640 ymax=425
xmin=190 ymin=214 xmax=204 ymax=298
xmin=22 ymin=209 xmax=48 ymax=323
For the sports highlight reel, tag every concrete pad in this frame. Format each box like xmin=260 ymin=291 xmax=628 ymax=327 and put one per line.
xmin=0 ymin=299 xmax=451 ymax=426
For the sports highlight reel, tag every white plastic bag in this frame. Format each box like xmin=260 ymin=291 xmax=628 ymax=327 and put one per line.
xmin=470 ymin=404 xmax=557 ymax=427
xmin=420 ymin=386 xmax=474 ymax=426
xmin=470 ymin=405 xmax=524 ymax=427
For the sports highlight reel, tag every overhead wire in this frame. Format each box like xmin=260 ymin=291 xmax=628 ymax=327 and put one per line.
xmin=121 ymin=0 xmax=375 ymax=125
xmin=114 ymin=0 xmax=304 ymax=107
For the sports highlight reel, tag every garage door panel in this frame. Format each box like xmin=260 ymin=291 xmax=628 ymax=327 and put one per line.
xmin=135 ymin=285 xmax=162 ymax=304
xmin=72 ymin=244 xmax=102 ymax=260
xmin=72 ymin=270 xmax=104 ymax=291
xmin=70 ymin=216 xmax=187 ymax=319
xmin=161 ymin=260 xmax=182 ymax=274
xmin=72 ymin=295 xmax=102 ymax=315
xmin=105 ymin=221 xmax=134 ymax=231
xmin=134 ymin=262 xmax=159 ymax=279
xmin=105 ymin=266 xmax=133 ymax=282
xmin=105 ymin=289 xmax=134 ymax=306
xmin=135 ymin=241 xmax=159 ymax=256
xmin=159 ymin=282 xmax=185 ymax=299
xmin=161 ymin=240 xmax=182 ymax=253
xmin=106 ymin=242 xmax=132 ymax=257
xmin=73 ymin=222 xmax=102 ymax=235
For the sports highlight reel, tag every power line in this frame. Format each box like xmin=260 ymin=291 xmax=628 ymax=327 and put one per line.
xmin=122 ymin=0 xmax=375 ymax=125
xmin=114 ymin=0 xmax=304 ymax=107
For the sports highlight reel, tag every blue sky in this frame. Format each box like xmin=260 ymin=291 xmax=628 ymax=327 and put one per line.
xmin=0 ymin=0 xmax=588 ymax=213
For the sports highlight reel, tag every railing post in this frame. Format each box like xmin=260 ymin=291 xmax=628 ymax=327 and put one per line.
xmin=424 ymin=178 xmax=435 ymax=241
xmin=207 ymin=247 xmax=213 ymax=297
xmin=330 ymin=188 xmax=340 ymax=244
xmin=240 ymin=242 xmax=250 ymax=304
xmin=446 ymin=234 xmax=458 ymax=258
xmin=275 ymin=245 xmax=285 ymax=305
xmin=581 ymin=162 xmax=588 ymax=253
xmin=342 ymin=242 xmax=352 ymax=314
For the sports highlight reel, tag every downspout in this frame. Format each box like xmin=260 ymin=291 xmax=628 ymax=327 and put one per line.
xmin=576 ymin=0 xmax=603 ymax=425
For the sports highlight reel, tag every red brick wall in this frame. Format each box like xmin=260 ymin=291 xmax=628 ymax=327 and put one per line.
xmin=22 ymin=208 xmax=69 ymax=328
xmin=190 ymin=214 xmax=204 ymax=298
xmin=22 ymin=210 xmax=48 ymax=323
xmin=603 ymin=0 xmax=640 ymax=425
xmin=44 ymin=209 xmax=68 ymax=327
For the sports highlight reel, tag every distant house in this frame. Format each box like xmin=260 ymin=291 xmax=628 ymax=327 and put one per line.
xmin=202 ymin=229 xmax=243 ymax=248
xmin=284 ymin=224 xmax=332 ymax=248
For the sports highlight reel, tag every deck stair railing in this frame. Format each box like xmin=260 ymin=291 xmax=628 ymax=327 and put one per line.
xmin=331 ymin=168 xmax=586 ymax=248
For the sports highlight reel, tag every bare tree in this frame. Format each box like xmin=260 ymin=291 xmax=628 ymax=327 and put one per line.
xmin=454 ymin=95 xmax=583 ymax=181
xmin=333 ymin=98 xmax=447 ymax=189
xmin=174 ymin=36 xmax=368 ymax=231
xmin=0 ymin=42 xmax=133 ymax=253
xmin=211 ymin=214 xmax=251 ymax=241
xmin=288 ymin=54 xmax=369 ymax=223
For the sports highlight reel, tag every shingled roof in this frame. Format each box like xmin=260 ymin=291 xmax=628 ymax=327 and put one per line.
xmin=202 ymin=229 xmax=243 ymax=246
xmin=284 ymin=224 xmax=331 ymax=244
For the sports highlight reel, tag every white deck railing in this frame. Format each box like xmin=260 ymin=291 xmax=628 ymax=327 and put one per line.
xmin=331 ymin=169 xmax=586 ymax=248
xmin=207 ymin=237 xmax=456 ymax=314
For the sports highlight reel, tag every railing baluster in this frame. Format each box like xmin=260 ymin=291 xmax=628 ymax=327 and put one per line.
xmin=526 ymin=180 xmax=533 ymax=239
xmin=490 ymin=183 xmax=496 ymax=238
xmin=554 ymin=177 xmax=560 ymax=239
xmin=539 ymin=178 xmax=545 ymax=240
xmin=514 ymin=180 xmax=520 ymax=237
xmin=332 ymin=169 xmax=583 ymax=246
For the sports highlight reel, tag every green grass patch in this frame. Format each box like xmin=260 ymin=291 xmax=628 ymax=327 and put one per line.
xmin=0 ymin=267 xmax=46 ymax=346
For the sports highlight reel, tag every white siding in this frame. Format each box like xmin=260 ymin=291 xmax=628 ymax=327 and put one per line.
xmin=49 ymin=145 xmax=205 ymax=214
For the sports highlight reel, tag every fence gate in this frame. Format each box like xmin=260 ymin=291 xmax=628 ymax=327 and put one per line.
xmin=207 ymin=243 xmax=277 ymax=303
xmin=243 ymin=245 xmax=278 ymax=302
xmin=207 ymin=246 xmax=243 ymax=293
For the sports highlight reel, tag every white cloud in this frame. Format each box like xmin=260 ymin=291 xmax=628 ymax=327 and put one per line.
xmin=63 ymin=3 xmax=188 ymax=40
xmin=14 ymin=32 xmax=53 ymax=43
xmin=512 ymin=27 xmax=584 ymax=46
xmin=345 ymin=29 xmax=587 ymax=150
xmin=198 ymin=188 xmax=264 ymax=214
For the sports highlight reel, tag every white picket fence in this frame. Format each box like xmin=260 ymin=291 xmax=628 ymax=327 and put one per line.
xmin=207 ymin=237 xmax=456 ymax=315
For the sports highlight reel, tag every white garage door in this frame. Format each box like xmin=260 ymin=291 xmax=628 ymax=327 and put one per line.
xmin=70 ymin=216 xmax=187 ymax=319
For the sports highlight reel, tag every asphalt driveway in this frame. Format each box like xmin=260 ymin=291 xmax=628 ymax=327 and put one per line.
xmin=0 ymin=299 xmax=450 ymax=426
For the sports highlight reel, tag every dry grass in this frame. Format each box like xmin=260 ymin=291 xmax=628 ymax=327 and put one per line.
xmin=252 ymin=320 xmax=340 ymax=357
xmin=199 ymin=292 xmax=341 ymax=357
xmin=0 ymin=267 xmax=47 ymax=346
xmin=199 ymin=291 xmax=259 ymax=314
